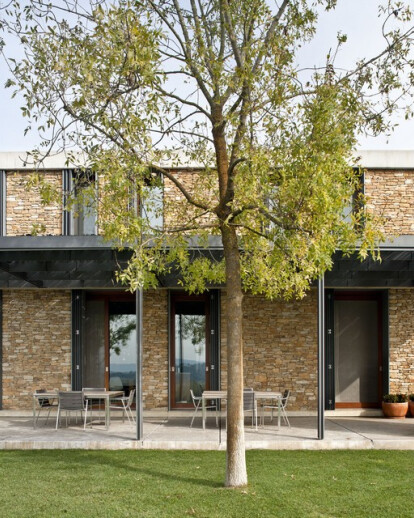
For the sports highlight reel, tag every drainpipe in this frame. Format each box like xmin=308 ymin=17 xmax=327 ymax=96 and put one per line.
xmin=317 ymin=276 xmax=325 ymax=440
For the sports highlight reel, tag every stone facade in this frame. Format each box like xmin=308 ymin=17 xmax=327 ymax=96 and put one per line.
xmin=5 ymin=167 xmax=414 ymax=239
xmin=388 ymin=289 xmax=414 ymax=394
xmin=142 ymin=289 xmax=169 ymax=408
xmin=2 ymin=163 xmax=414 ymax=412
xmin=6 ymin=171 xmax=62 ymax=236
xmin=365 ymin=170 xmax=414 ymax=236
xmin=163 ymin=169 xmax=217 ymax=229
xmin=2 ymin=290 xmax=71 ymax=409
xmin=220 ymin=291 xmax=318 ymax=411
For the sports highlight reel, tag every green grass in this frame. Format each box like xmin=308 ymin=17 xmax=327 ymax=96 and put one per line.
xmin=0 ymin=450 xmax=413 ymax=517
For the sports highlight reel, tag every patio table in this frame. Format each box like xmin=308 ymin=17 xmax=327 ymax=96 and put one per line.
xmin=33 ymin=390 xmax=125 ymax=430
xmin=84 ymin=391 xmax=124 ymax=430
xmin=201 ymin=390 xmax=282 ymax=430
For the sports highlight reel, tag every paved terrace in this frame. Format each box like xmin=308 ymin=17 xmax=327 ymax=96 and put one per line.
xmin=1 ymin=410 xmax=414 ymax=450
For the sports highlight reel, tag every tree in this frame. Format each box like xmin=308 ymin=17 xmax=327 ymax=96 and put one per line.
xmin=2 ymin=0 xmax=414 ymax=487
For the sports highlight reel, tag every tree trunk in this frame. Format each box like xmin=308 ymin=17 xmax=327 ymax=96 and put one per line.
xmin=222 ymin=224 xmax=247 ymax=487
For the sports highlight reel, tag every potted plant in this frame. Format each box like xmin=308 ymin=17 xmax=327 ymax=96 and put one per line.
xmin=408 ymin=394 xmax=414 ymax=417
xmin=382 ymin=394 xmax=408 ymax=418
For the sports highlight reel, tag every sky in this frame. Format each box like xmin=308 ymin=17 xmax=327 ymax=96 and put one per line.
xmin=0 ymin=0 xmax=413 ymax=152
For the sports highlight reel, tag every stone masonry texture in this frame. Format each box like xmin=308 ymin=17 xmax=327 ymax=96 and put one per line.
xmin=388 ymin=289 xmax=414 ymax=394
xmin=6 ymin=171 xmax=62 ymax=236
xmin=2 ymin=290 xmax=71 ymax=409
xmin=142 ymin=289 xmax=169 ymax=408
xmin=220 ymin=290 xmax=318 ymax=411
xmin=365 ymin=170 xmax=414 ymax=236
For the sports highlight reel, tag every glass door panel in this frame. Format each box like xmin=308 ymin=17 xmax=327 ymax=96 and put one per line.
xmin=109 ymin=302 xmax=136 ymax=396
xmin=171 ymin=297 xmax=209 ymax=408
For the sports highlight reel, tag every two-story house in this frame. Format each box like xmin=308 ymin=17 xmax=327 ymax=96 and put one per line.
xmin=0 ymin=150 xmax=413 ymax=417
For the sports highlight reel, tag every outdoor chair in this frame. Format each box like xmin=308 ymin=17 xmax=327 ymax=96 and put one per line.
xmin=34 ymin=389 xmax=58 ymax=427
xmin=190 ymin=389 xmax=218 ymax=428
xmin=243 ymin=388 xmax=257 ymax=430
xmin=82 ymin=387 xmax=106 ymax=428
xmin=55 ymin=391 xmax=86 ymax=430
xmin=262 ymin=389 xmax=291 ymax=427
xmin=109 ymin=389 xmax=136 ymax=424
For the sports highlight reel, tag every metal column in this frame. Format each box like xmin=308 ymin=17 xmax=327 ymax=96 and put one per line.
xmin=136 ymin=288 xmax=143 ymax=440
xmin=317 ymin=277 xmax=325 ymax=440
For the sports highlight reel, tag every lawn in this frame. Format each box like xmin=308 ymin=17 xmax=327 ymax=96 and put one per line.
xmin=0 ymin=450 xmax=413 ymax=517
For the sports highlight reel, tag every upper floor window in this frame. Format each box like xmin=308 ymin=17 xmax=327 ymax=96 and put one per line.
xmin=128 ymin=175 xmax=164 ymax=231
xmin=63 ymin=169 xmax=97 ymax=236
xmin=142 ymin=183 xmax=164 ymax=231
xmin=343 ymin=171 xmax=364 ymax=223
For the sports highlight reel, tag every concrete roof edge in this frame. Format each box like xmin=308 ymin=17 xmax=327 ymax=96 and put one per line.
xmin=353 ymin=150 xmax=414 ymax=169
xmin=2 ymin=149 xmax=414 ymax=171
xmin=0 ymin=151 xmax=87 ymax=170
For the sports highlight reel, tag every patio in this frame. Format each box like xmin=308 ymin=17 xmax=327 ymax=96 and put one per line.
xmin=1 ymin=411 xmax=414 ymax=450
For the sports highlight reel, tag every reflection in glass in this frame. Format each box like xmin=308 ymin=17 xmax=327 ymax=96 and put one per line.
xmin=110 ymin=314 xmax=137 ymax=395
xmin=175 ymin=313 xmax=206 ymax=404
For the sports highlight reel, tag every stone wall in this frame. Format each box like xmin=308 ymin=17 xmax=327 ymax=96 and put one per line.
xmin=220 ymin=290 xmax=318 ymax=411
xmin=142 ymin=289 xmax=169 ymax=408
xmin=5 ymin=167 xmax=414 ymax=238
xmin=365 ymin=170 xmax=414 ymax=236
xmin=2 ymin=290 xmax=71 ymax=409
xmin=6 ymin=171 xmax=62 ymax=236
xmin=163 ymin=169 xmax=217 ymax=229
xmin=388 ymin=289 xmax=414 ymax=394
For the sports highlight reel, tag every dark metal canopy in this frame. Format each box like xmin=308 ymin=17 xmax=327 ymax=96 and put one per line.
xmin=1 ymin=235 xmax=414 ymax=289
xmin=0 ymin=236 xmax=131 ymax=288
xmin=326 ymin=250 xmax=414 ymax=288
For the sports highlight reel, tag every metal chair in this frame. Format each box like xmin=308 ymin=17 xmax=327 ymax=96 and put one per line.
xmin=109 ymin=389 xmax=136 ymax=424
xmin=55 ymin=391 xmax=86 ymax=429
xmin=243 ymin=388 xmax=257 ymax=430
xmin=34 ymin=389 xmax=58 ymax=427
xmin=82 ymin=388 xmax=106 ymax=429
xmin=262 ymin=389 xmax=291 ymax=427
xmin=190 ymin=389 xmax=218 ymax=428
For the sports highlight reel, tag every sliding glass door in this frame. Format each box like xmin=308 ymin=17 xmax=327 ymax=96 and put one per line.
xmin=83 ymin=293 xmax=136 ymax=395
xmin=170 ymin=293 xmax=210 ymax=408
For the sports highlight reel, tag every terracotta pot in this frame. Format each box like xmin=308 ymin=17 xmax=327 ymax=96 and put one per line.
xmin=409 ymin=401 xmax=414 ymax=417
xmin=382 ymin=401 xmax=408 ymax=418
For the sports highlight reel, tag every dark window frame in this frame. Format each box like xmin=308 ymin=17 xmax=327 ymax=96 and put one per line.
xmin=0 ymin=170 xmax=6 ymax=236
xmin=62 ymin=169 xmax=98 ymax=236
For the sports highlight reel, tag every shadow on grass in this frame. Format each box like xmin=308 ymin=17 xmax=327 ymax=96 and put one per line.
xmin=3 ymin=449 xmax=225 ymax=489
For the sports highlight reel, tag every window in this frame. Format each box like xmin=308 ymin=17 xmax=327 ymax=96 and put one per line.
xmin=63 ymin=169 xmax=97 ymax=236
xmin=343 ymin=171 xmax=364 ymax=223
xmin=142 ymin=183 xmax=164 ymax=231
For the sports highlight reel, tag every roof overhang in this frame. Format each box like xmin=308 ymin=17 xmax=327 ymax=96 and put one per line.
xmin=1 ymin=235 xmax=414 ymax=289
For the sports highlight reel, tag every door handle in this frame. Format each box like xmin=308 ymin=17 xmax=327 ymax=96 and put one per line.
xmin=206 ymin=366 xmax=209 ymax=372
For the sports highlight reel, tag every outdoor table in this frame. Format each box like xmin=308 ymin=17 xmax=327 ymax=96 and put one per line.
xmin=83 ymin=390 xmax=124 ymax=430
xmin=201 ymin=390 xmax=283 ymax=430
xmin=33 ymin=390 xmax=125 ymax=430
xmin=33 ymin=391 xmax=58 ymax=429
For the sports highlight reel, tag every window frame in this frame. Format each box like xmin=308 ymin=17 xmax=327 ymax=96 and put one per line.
xmin=0 ymin=170 xmax=5 ymax=236
xmin=62 ymin=169 xmax=98 ymax=236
